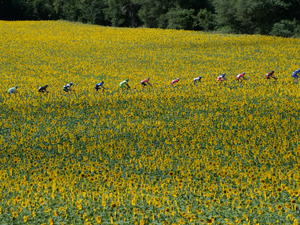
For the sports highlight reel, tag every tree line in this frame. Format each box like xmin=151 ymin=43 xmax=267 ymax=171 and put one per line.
xmin=1 ymin=0 xmax=300 ymax=37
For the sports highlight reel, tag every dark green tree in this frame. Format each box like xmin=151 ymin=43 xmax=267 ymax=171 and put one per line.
xmin=30 ymin=0 xmax=57 ymax=19
xmin=53 ymin=0 xmax=81 ymax=21
xmin=270 ymin=19 xmax=300 ymax=37
xmin=121 ymin=0 xmax=141 ymax=27
xmin=213 ymin=0 xmax=291 ymax=34
xmin=53 ymin=0 xmax=65 ymax=18
xmin=105 ymin=0 xmax=126 ymax=26
xmin=0 ymin=0 xmax=28 ymax=20
xmin=159 ymin=8 xmax=195 ymax=30
xmin=78 ymin=0 xmax=110 ymax=25
xmin=177 ymin=0 xmax=213 ymax=11
xmin=194 ymin=8 xmax=216 ymax=31
xmin=104 ymin=0 xmax=140 ymax=27
xmin=137 ymin=0 xmax=175 ymax=28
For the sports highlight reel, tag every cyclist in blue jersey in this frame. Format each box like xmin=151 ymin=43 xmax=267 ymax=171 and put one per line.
xmin=95 ymin=81 xmax=105 ymax=91
xmin=292 ymin=69 xmax=300 ymax=83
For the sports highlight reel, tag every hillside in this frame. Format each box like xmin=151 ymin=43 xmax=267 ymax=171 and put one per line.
xmin=1 ymin=21 xmax=300 ymax=224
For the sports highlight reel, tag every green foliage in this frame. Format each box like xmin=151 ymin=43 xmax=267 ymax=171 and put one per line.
xmin=77 ymin=0 xmax=109 ymax=25
xmin=1 ymin=0 xmax=300 ymax=36
xmin=31 ymin=0 xmax=57 ymax=19
xmin=212 ymin=0 xmax=298 ymax=35
xmin=137 ymin=0 xmax=174 ymax=28
xmin=105 ymin=0 xmax=126 ymax=27
xmin=0 ymin=0 xmax=28 ymax=20
xmin=104 ymin=0 xmax=141 ymax=27
xmin=270 ymin=19 xmax=300 ymax=38
xmin=50 ymin=0 xmax=81 ymax=21
xmin=177 ymin=0 xmax=213 ymax=11
xmin=194 ymin=8 xmax=216 ymax=31
xmin=121 ymin=0 xmax=141 ymax=27
xmin=159 ymin=8 xmax=195 ymax=30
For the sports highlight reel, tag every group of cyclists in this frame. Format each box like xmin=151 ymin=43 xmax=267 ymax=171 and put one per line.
xmin=7 ymin=69 xmax=300 ymax=94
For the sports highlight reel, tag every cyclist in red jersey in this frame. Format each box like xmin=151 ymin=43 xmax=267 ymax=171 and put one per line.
xmin=236 ymin=72 xmax=247 ymax=82
xmin=171 ymin=78 xmax=180 ymax=85
xmin=265 ymin=71 xmax=277 ymax=80
xmin=217 ymin=73 xmax=226 ymax=85
xmin=141 ymin=77 xmax=152 ymax=87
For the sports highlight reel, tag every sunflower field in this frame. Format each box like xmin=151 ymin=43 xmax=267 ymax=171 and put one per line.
xmin=0 ymin=20 xmax=300 ymax=224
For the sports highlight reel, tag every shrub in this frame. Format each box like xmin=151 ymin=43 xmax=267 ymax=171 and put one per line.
xmin=159 ymin=8 xmax=195 ymax=30
xmin=194 ymin=9 xmax=216 ymax=31
xmin=270 ymin=19 xmax=299 ymax=38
